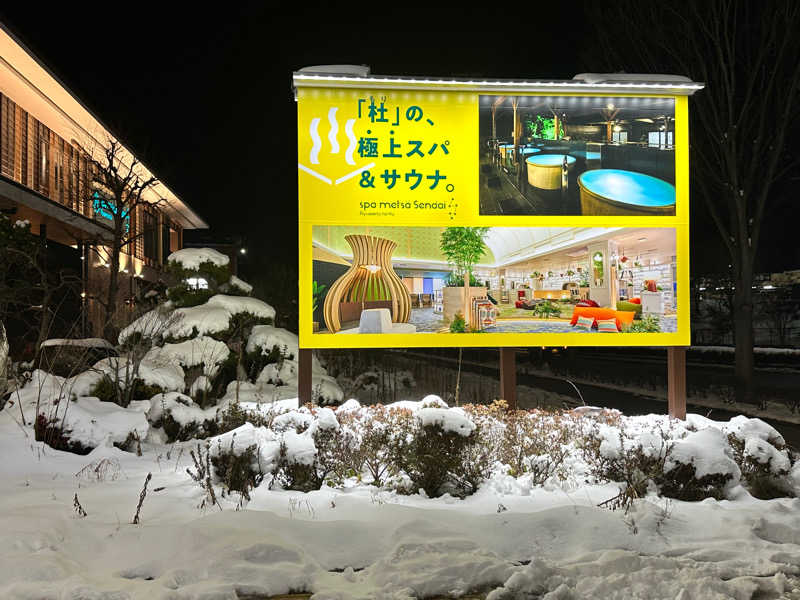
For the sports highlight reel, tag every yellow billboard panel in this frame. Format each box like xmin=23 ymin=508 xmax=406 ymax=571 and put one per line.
xmin=296 ymin=79 xmax=691 ymax=349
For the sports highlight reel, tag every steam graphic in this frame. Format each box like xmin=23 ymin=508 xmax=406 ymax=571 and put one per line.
xmin=309 ymin=118 xmax=322 ymax=164
xmin=344 ymin=119 xmax=356 ymax=165
xmin=300 ymin=105 xmax=371 ymax=185
xmin=327 ymin=108 xmax=340 ymax=154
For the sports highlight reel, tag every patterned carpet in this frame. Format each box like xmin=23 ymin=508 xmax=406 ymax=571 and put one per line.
xmin=485 ymin=315 xmax=678 ymax=334
xmin=409 ymin=308 xmax=448 ymax=332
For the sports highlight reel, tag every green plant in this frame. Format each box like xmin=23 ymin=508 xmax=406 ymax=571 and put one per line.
xmin=525 ymin=114 xmax=564 ymax=140
xmin=312 ymin=280 xmax=327 ymax=313
xmin=592 ymin=251 xmax=604 ymax=282
xmin=533 ymin=301 xmax=561 ymax=319
xmin=439 ymin=227 xmax=489 ymax=283
xmin=449 ymin=311 xmax=467 ymax=333
xmin=626 ymin=314 xmax=661 ymax=332
xmin=445 ymin=271 xmax=480 ymax=287
xmin=165 ymin=259 xmax=231 ymax=308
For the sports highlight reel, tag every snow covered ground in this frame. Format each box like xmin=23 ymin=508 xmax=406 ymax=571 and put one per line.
xmin=2 ymin=400 xmax=800 ymax=600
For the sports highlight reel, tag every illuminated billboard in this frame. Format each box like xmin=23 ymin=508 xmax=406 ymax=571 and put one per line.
xmin=294 ymin=71 xmax=699 ymax=349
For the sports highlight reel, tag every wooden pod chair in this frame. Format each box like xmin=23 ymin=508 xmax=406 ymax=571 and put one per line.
xmin=323 ymin=234 xmax=412 ymax=333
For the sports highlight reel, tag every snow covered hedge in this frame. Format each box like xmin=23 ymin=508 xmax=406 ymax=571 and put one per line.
xmin=195 ymin=399 xmax=799 ymax=502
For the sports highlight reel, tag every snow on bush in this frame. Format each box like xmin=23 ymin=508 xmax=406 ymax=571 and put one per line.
xmin=148 ymin=392 xmax=216 ymax=442
xmin=247 ymin=325 xmax=343 ymax=405
xmin=228 ymin=275 xmax=253 ymax=294
xmin=167 ymin=247 xmax=230 ymax=269
xmin=118 ymin=306 xmax=176 ymax=345
xmin=7 ymin=370 xmax=150 ymax=452
xmin=145 ymin=336 xmax=230 ymax=378
xmin=208 ymin=422 xmax=281 ymax=474
xmin=167 ymin=303 xmax=237 ymax=339
xmin=247 ymin=324 xmax=298 ymax=359
xmin=724 ymin=414 xmax=786 ymax=447
xmin=743 ymin=437 xmax=791 ymax=474
xmin=93 ymin=356 xmax=185 ymax=394
xmin=59 ymin=397 xmax=150 ymax=449
xmin=120 ymin=295 xmax=276 ymax=342
xmin=666 ymin=428 xmax=740 ymax=480
xmin=417 ymin=407 xmax=475 ymax=436
xmin=205 ymin=294 xmax=275 ymax=322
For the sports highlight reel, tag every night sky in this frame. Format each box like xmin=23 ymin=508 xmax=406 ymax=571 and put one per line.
xmin=1 ymin=5 xmax=796 ymax=281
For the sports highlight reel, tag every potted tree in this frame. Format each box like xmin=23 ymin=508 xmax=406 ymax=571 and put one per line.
xmin=439 ymin=227 xmax=489 ymax=325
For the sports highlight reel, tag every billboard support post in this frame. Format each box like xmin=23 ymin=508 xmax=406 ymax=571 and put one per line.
xmin=299 ymin=348 xmax=312 ymax=406
xmin=667 ymin=347 xmax=686 ymax=419
xmin=500 ymin=347 xmax=517 ymax=410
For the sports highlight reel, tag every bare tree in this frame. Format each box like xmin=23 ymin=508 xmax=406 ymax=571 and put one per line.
xmin=87 ymin=138 xmax=160 ymax=341
xmin=587 ymin=0 xmax=800 ymax=403
xmin=0 ymin=215 xmax=81 ymax=362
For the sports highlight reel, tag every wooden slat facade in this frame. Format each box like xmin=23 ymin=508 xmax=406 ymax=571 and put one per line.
xmin=0 ymin=92 xmax=181 ymax=264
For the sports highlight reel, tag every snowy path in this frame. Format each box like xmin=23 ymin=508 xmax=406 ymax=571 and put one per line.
xmin=1 ymin=415 xmax=799 ymax=599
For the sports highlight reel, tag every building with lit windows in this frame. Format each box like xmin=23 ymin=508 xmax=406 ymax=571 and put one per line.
xmin=0 ymin=23 xmax=207 ymax=337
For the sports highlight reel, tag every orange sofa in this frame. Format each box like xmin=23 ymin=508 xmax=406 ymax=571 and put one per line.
xmin=570 ymin=306 xmax=636 ymax=331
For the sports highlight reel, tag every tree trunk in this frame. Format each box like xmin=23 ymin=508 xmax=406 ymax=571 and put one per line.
xmin=33 ymin=289 xmax=53 ymax=365
xmin=463 ymin=271 xmax=470 ymax=327
xmin=104 ymin=245 xmax=120 ymax=342
xmin=0 ymin=321 xmax=8 ymax=398
xmin=733 ymin=257 xmax=756 ymax=405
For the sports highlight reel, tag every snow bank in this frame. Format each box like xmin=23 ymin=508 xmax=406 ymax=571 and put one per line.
xmin=487 ymin=549 xmax=787 ymax=600
xmin=167 ymin=247 xmax=230 ymax=269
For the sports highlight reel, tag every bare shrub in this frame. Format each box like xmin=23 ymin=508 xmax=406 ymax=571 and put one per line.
xmin=186 ymin=441 xmax=221 ymax=510
xmin=495 ymin=409 xmax=574 ymax=484
xmin=75 ymin=458 xmax=122 ymax=483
